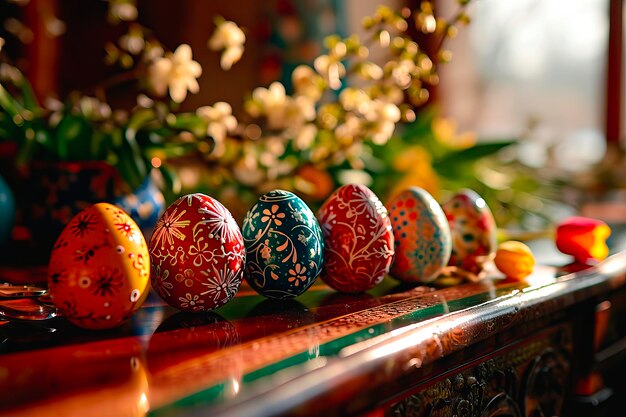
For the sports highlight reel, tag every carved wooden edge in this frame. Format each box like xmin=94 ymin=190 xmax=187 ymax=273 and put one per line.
xmin=386 ymin=324 xmax=572 ymax=417
xmin=210 ymin=251 xmax=626 ymax=417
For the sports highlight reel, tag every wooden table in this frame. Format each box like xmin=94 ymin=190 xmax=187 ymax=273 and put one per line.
xmin=1 ymin=238 xmax=626 ymax=417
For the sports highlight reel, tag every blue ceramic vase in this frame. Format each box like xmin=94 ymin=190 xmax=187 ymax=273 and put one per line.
xmin=114 ymin=174 xmax=165 ymax=239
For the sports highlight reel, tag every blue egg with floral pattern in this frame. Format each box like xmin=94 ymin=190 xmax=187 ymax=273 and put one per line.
xmin=242 ymin=190 xmax=324 ymax=299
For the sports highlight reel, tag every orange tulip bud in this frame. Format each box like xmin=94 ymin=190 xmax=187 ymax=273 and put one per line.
xmin=494 ymin=240 xmax=535 ymax=281
xmin=555 ymin=217 xmax=611 ymax=263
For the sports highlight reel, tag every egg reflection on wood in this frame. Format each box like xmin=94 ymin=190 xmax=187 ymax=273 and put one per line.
xmin=48 ymin=203 xmax=150 ymax=329
xmin=243 ymin=190 xmax=324 ymax=299
xmin=442 ymin=189 xmax=497 ymax=274
xmin=388 ymin=187 xmax=451 ymax=283
xmin=149 ymin=193 xmax=245 ymax=312
xmin=317 ymin=184 xmax=394 ymax=293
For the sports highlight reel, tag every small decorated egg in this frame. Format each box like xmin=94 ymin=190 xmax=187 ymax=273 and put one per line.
xmin=48 ymin=203 xmax=150 ymax=329
xmin=243 ymin=190 xmax=323 ymax=299
xmin=388 ymin=187 xmax=451 ymax=283
xmin=442 ymin=189 xmax=497 ymax=274
xmin=149 ymin=193 xmax=245 ymax=312
xmin=494 ymin=240 xmax=535 ymax=280
xmin=317 ymin=184 xmax=394 ymax=293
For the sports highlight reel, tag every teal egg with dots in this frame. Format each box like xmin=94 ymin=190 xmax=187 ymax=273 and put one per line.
xmin=242 ymin=190 xmax=324 ymax=299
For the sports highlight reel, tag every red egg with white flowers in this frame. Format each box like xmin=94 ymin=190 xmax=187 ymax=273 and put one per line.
xmin=149 ymin=193 xmax=245 ymax=312
xmin=317 ymin=184 xmax=395 ymax=293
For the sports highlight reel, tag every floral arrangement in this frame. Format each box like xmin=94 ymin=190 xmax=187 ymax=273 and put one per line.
xmin=0 ymin=0 xmax=541 ymax=226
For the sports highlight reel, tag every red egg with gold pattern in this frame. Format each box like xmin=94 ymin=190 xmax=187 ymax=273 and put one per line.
xmin=48 ymin=203 xmax=151 ymax=329
xmin=317 ymin=184 xmax=395 ymax=293
xmin=149 ymin=193 xmax=245 ymax=312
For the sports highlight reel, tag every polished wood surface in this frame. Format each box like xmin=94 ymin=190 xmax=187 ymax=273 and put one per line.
xmin=1 ymin=238 xmax=626 ymax=417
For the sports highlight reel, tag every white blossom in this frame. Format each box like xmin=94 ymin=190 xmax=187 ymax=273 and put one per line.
xmin=109 ymin=1 xmax=138 ymax=22
xmin=314 ymin=55 xmax=345 ymax=90
xmin=292 ymin=65 xmax=323 ymax=101
xmin=148 ymin=44 xmax=202 ymax=103
xmin=366 ymin=100 xmax=401 ymax=144
xmin=247 ymin=82 xmax=315 ymax=131
xmin=208 ymin=20 xmax=245 ymax=70
xmin=196 ymin=102 xmax=237 ymax=141
xmin=391 ymin=59 xmax=416 ymax=89
xmin=335 ymin=113 xmax=363 ymax=143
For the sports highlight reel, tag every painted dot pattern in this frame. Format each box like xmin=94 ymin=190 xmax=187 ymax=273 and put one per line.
xmin=388 ymin=187 xmax=451 ymax=283
xmin=442 ymin=189 xmax=497 ymax=274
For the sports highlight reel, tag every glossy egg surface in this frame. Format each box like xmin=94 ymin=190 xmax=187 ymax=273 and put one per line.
xmin=149 ymin=193 xmax=245 ymax=312
xmin=388 ymin=187 xmax=451 ymax=283
xmin=242 ymin=190 xmax=323 ymax=299
xmin=317 ymin=184 xmax=394 ymax=293
xmin=48 ymin=203 xmax=150 ymax=329
xmin=442 ymin=189 xmax=497 ymax=273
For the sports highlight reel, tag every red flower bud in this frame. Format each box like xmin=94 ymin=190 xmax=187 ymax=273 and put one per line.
xmin=555 ymin=217 xmax=611 ymax=263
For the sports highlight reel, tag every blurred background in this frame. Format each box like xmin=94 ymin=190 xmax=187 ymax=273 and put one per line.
xmin=0 ymin=0 xmax=624 ymax=262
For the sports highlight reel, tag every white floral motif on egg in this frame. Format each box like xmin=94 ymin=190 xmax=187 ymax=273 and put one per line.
xmin=149 ymin=193 xmax=245 ymax=311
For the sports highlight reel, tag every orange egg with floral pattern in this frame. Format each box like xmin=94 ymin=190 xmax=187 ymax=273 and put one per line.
xmin=48 ymin=203 xmax=151 ymax=329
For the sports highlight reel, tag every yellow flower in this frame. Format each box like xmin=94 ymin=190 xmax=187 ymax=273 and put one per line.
xmin=148 ymin=44 xmax=202 ymax=103
xmin=389 ymin=146 xmax=440 ymax=199
xmin=432 ymin=117 xmax=476 ymax=149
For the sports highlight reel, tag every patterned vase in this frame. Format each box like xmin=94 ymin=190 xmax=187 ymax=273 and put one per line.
xmin=22 ymin=162 xmax=163 ymax=260
xmin=113 ymin=174 xmax=165 ymax=240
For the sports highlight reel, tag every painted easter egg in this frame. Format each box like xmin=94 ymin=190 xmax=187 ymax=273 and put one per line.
xmin=149 ymin=193 xmax=245 ymax=312
xmin=388 ymin=187 xmax=451 ymax=283
xmin=48 ymin=203 xmax=150 ymax=329
xmin=242 ymin=190 xmax=324 ymax=299
xmin=317 ymin=184 xmax=394 ymax=293
xmin=442 ymin=189 xmax=497 ymax=274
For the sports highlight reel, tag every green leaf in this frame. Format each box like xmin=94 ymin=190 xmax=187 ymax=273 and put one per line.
xmin=143 ymin=142 xmax=198 ymax=158
xmin=54 ymin=113 xmax=93 ymax=161
xmin=158 ymin=165 xmax=181 ymax=202
xmin=15 ymin=131 xmax=37 ymax=167
xmin=399 ymin=107 xmax=437 ymax=142
xmin=0 ymin=82 xmax=25 ymax=118
xmin=91 ymin=130 xmax=114 ymax=160
xmin=126 ymin=108 xmax=157 ymax=140
xmin=15 ymin=75 xmax=41 ymax=112
xmin=165 ymin=113 xmax=206 ymax=137
xmin=115 ymin=127 xmax=148 ymax=189
xmin=432 ymin=141 xmax=514 ymax=171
